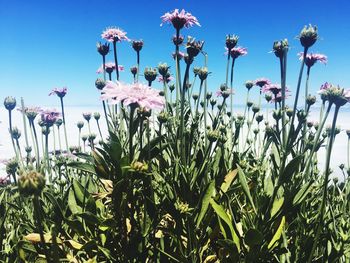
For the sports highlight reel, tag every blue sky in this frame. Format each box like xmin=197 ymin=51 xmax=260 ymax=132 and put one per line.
xmin=0 ymin=0 xmax=349 ymax=107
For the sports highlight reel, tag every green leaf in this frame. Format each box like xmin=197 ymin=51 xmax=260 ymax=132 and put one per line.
xmin=67 ymin=161 xmax=96 ymax=175
xmin=280 ymin=155 xmax=303 ymax=184
xmin=268 ymin=216 xmax=286 ymax=250
xmin=210 ymin=199 xmax=240 ymax=251
xmin=68 ymin=188 xmax=82 ymax=214
xmin=293 ymin=180 xmax=314 ymax=206
xmin=271 ymin=197 xmax=284 ymax=218
xmin=237 ymin=165 xmax=256 ymax=214
xmin=220 ymin=169 xmax=238 ymax=193
xmin=196 ymin=180 xmax=215 ymax=228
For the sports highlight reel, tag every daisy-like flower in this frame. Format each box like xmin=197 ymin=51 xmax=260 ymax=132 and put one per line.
xmin=96 ymin=62 xmax=124 ymax=74
xmin=101 ymin=27 xmax=129 ymax=42
xmin=158 ymin=75 xmax=174 ymax=83
xmin=262 ymin=83 xmax=282 ymax=95
xmin=254 ymin=78 xmax=271 ymax=88
xmin=298 ymin=53 xmax=327 ymax=68
xmin=161 ymin=9 xmax=200 ymax=30
xmin=216 ymin=88 xmax=235 ymax=98
xmin=101 ymin=81 xmax=165 ymax=110
xmin=18 ymin=106 xmax=42 ymax=122
xmin=41 ymin=109 xmax=60 ymax=127
xmin=229 ymin=47 xmax=248 ymax=59
xmin=49 ymin=87 xmax=67 ymax=98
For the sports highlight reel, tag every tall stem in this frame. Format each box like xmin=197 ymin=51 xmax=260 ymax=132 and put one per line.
xmin=225 ymin=53 xmax=230 ymax=87
xmin=60 ymin=97 xmax=69 ymax=152
xmin=307 ymin=105 xmax=340 ymax=262
xmin=20 ymin=98 xmax=29 ymax=148
xmin=113 ymin=41 xmax=120 ymax=81
xmin=8 ymin=110 xmax=18 ymax=160
xmin=136 ymin=51 xmax=140 ymax=82
xmin=129 ymin=106 xmax=136 ymax=161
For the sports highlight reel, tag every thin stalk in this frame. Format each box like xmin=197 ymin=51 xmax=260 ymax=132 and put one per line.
xmin=57 ymin=126 xmax=62 ymax=153
xmin=45 ymin=127 xmax=52 ymax=182
xmin=129 ymin=106 xmax=136 ymax=161
xmin=29 ymin=120 xmax=40 ymax=169
xmin=280 ymin=49 xmax=287 ymax=148
xmin=136 ymin=51 xmax=140 ymax=82
xmin=225 ymin=53 xmax=230 ymax=87
xmin=307 ymin=105 xmax=340 ymax=263
xmin=96 ymin=119 xmax=103 ymax=141
xmin=8 ymin=110 xmax=19 ymax=161
xmin=78 ymin=128 xmax=81 ymax=149
xmin=113 ymin=41 xmax=120 ymax=81
xmin=20 ymin=98 xmax=29 ymax=148
xmin=60 ymin=98 xmax=69 ymax=152
xmin=180 ymin=62 xmax=191 ymax=164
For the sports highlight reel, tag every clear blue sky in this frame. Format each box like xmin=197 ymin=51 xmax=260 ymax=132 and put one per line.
xmin=0 ymin=0 xmax=349 ymax=107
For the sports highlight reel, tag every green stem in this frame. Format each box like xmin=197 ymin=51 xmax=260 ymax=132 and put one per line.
xmin=307 ymin=105 xmax=340 ymax=262
xmin=20 ymin=98 xmax=29 ymax=148
xmin=129 ymin=106 xmax=136 ymax=161
xmin=60 ymin=98 xmax=69 ymax=152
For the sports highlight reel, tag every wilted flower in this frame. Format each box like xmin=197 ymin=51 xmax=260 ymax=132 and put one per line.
xmin=95 ymin=78 xmax=106 ymax=90
xmin=97 ymin=42 xmax=110 ymax=56
xmin=226 ymin=34 xmax=239 ymax=50
xmin=161 ymin=9 xmax=200 ymax=30
xmin=272 ymin=39 xmax=289 ymax=58
xmin=299 ymin=24 xmax=318 ymax=48
xmin=186 ymin=36 xmax=204 ymax=58
xmin=83 ymin=112 xmax=92 ymax=122
xmin=41 ymin=109 xmax=60 ymax=127
xmin=101 ymin=81 xmax=165 ymax=110
xmin=299 ymin=53 xmax=327 ymax=68
xmin=49 ymin=87 xmax=67 ymax=98
xmin=229 ymin=46 xmax=247 ymax=59
xmin=101 ymin=27 xmax=129 ymax=42
xmin=132 ymin=40 xmax=144 ymax=52
xmin=4 ymin=96 xmax=16 ymax=111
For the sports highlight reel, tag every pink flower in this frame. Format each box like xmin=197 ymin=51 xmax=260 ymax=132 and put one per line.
xmin=96 ymin=62 xmax=124 ymax=74
xmin=270 ymin=90 xmax=291 ymax=103
xmin=41 ymin=109 xmax=60 ymax=126
xmin=101 ymin=81 xmax=165 ymax=110
xmin=49 ymin=87 xmax=67 ymax=98
xmin=299 ymin=52 xmax=327 ymax=67
xmin=172 ymin=51 xmax=185 ymax=60
xmin=101 ymin=27 xmax=129 ymax=42
xmin=254 ymin=78 xmax=271 ymax=88
xmin=229 ymin=47 xmax=248 ymax=59
xmin=158 ymin=75 xmax=174 ymax=83
xmin=262 ymin=83 xmax=282 ymax=94
xmin=0 ymin=174 xmax=9 ymax=185
xmin=18 ymin=106 xmax=42 ymax=121
xmin=161 ymin=9 xmax=200 ymax=30
xmin=216 ymin=88 xmax=235 ymax=97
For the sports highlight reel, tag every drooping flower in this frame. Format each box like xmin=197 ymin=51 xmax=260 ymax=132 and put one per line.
xmin=101 ymin=27 xmax=129 ymax=42
xmin=161 ymin=9 xmax=200 ymax=30
xmin=41 ymin=109 xmax=60 ymax=127
xmin=101 ymin=81 xmax=165 ymax=110
xmin=96 ymin=62 xmax=124 ymax=74
xmin=49 ymin=87 xmax=67 ymax=98
xmin=229 ymin=47 xmax=248 ymax=59
xmin=298 ymin=53 xmax=327 ymax=68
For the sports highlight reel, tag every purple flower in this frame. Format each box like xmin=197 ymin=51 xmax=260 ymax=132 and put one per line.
xmin=18 ymin=106 xmax=42 ymax=121
xmin=0 ymin=174 xmax=9 ymax=185
xmin=262 ymin=83 xmax=282 ymax=95
xmin=101 ymin=27 xmax=129 ymax=42
xmin=216 ymin=88 xmax=235 ymax=97
xmin=161 ymin=9 xmax=200 ymax=30
xmin=96 ymin=62 xmax=124 ymax=74
xmin=254 ymin=78 xmax=271 ymax=88
xmin=299 ymin=53 xmax=327 ymax=68
xmin=229 ymin=47 xmax=248 ymax=59
xmin=41 ymin=109 xmax=60 ymax=127
xmin=158 ymin=75 xmax=174 ymax=83
xmin=101 ymin=81 xmax=165 ymax=110
xmin=49 ymin=87 xmax=67 ymax=98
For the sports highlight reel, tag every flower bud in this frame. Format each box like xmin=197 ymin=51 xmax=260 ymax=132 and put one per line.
xmin=299 ymin=24 xmax=318 ymax=48
xmin=82 ymin=135 xmax=88 ymax=142
xmin=273 ymin=39 xmax=289 ymax=58
xmin=247 ymin=101 xmax=253 ymax=108
xmin=11 ymin=127 xmax=21 ymax=140
xmin=226 ymin=34 xmax=239 ymax=50
xmin=252 ymin=105 xmax=260 ymax=114
xmin=198 ymin=67 xmax=210 ymax=81
xmin=18 ymin=170 xmax=46 ymax=196
xmin=97 ymin=42 xmax=110 ymax=56
xmin=77 ymin=121 xmax=84 ymax=129
xmin=306 ymin=95 xmax=316 ymax=106
xmin=25 ymin=146 xmax=32 ymax=154
xmin=207 ymin=130 xmax=220 ymax=142
xmin=132 ymin=40 xmax=144 ymax=52
xmin=210 ymin=99 xmax=217 ymax=107
xmin=307 ymin=121 xmax=314 ymax=128
xmin=206 ymin=92 xmax=212 ymax=100
xmin=83 ymin=112 xmax=92 ymax=122
xmin=297 ymin=110 xmax=307 ymax=123
xmin=131 ymin=161 xmax=148 ymax=173
xmin=255 ymin=114 xmax=263 ymax=123
xmin=245 ymin=81 xmax=254 ymax=90
xmin=192 ymin=93 xmax=199 ymax=101
xmin=4 ymin=96 xmax=16 ymax=111
xmin=157 ymin=112 xmax=169 ymax=124
xmin=42 ymin=126 xmax=50 ymax=136
xmin=265 ymin=94 xmax=272 ymax=102
xmin=169 ymin=84 xmax=175 ymax=92
xmin=273 ymin=109 xmax=282 ymax=121
xmin=130 ymin=66 xmax=138 ymax=76
xmin=93 ymin=112 xmax=101 ymax=120
xmin=95 ymin=78 xmax=106 ymax=90
xmin=55 ymin=119 xmax=63 ymax=127
xmin=186 ymin=36 xmax=204 ymax=58
xmin=5 ymin=159 xmax=18 ymax=175
xmin=172 ymin=34 xmax=184 ymax=46
xmin=158 ymin=63 xmax=170 ymax=77
xmin=286 ymin=108 xmax=294 ymax=118
xmin=144 ymin=67 xmax=158 ymax=83
xmin=193 ymin=67 xmax=200 ymax=76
